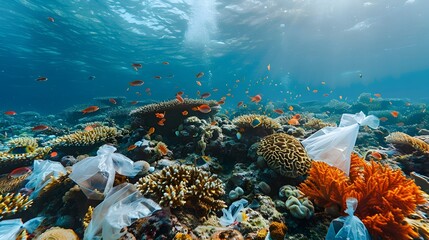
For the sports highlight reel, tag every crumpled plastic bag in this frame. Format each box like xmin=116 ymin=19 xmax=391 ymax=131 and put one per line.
xmin=219 ymin=198 xmax=248 ymax=226
xmin=302 ymin=111 xmax=379 ymax=175
xmin=25 ymin=160 xmax=67 ymax=199
xmin=84 ymin=183 xmax=161 ymax=240
xmin=0 ymin=217 xmax=44 ymax=239
xmin=326 ymin=198 xmax=371 ymax=240
xmin=69 ymin=144 xmax=143 ymax=200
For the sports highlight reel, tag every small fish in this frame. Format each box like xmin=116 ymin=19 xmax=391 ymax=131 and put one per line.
xmin=4 ymin=111 xmax=17 ymax=115
xmin=177 ymin=91 xmax=184 ymax=96
xmin=82 ymin=106 xmax=100 ymax=114
xmin=339 ymin=95 xmax=343 ymax=100
xmin=396 ymin=122 xmax=404 ymax=127
xmin=129 ymin=80 xmax=144 ymax=86
xmin=236 ymin=132 xmax=242 ymax=140
xmin=162 ymin=61 xmax=169 ymax=65
xmin=196 ymin=72 xmax=204 ymax=78
xmin=312 ymin=89 xmax=318 ymax=93
xmin=391 ymin=111 xmax=399 ymax=118
xmin=158 ymin=118 xmax=166 ymax=126
xmin=217 ymin=100 xmax=225 ymax=105
xmin=288 ymin=118 xmax=300 ymax=126
xmin=182 ymin=110 xmax=188 ymax=116
xmin=370 ymin=151 xmax=382 ymax=160
xmin=155 ymin=112 xmax=166 ymax=119
xmin=250 ymin=94 xmax=262 ymax=103
xmin=88 ymin=75 xmax=96 ymax=80
xmin=192 ymin=104 xmax=211 ymax=113
xmin=127 ymin=144 xmax=137 ymax=151
xmin=8 ymin=167 xmax=32 ymax=178
xmin=288 ymin=106 xmax=294 ymax=111
xmin=323 ymin=93 xmax=329 ymax=97
xmin=36 ymin=76 xmax=48 ymax=81
xmin=273 ymin=109 xmax=284 ymax=114
xmin=147 ymin=127 xmax=155 ymax=136
xmin=321 ymin=81 xmax=326 ymax=85
xmin=212 ymin=88 xmax=219 ymax=92
xmin=130 ymin=101 xmax=138 ymax=105
xmin=50 ymin=151 xmax=58 ymax=158
xmin=196 ymin=81 xmax=202 ymax=86
xmin=47 ymin=17 xmax=55 ymax=22
xmin=359 ymin=73 xmax=363 ymax=78
xmin=267 ymin=64 xmax=271 ymax=71
xmin=176 ymin=94 xmax=184 ymax=103
xmin=237 ymin=101 xmax=244 ymax=107
xmin=109 ymin=98 xmax=117 ymax=105
xmin=374 ymin=93 xmax=381 ymax=98
xmin=84 ymin=125 xmax=94 ymax=131
xmin=153 ymin=76 xmax=162 ymax=79
xmin=306 ymin=86 xmax=310 ymax=91
xmin=32 ymin=125 xmax=49 ymax=131
xmin=131 ymin=63 xmax=142 ymax=71
xmin=292 ymin=114 xmax=301 ymax=120
xmin=200 ymin=92 xmax=211 ymax=99
xmin=379 ymin=117 xmax=388 ymax=122
xmin=201 ymin=155 xmax=212 ymax=163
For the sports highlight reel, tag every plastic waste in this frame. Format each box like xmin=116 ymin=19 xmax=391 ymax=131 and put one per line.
xmin=219 ymin=198 xmax=248 ymax=226
xmin=25 ymin=160 xmax=67 ymax=199
xmin=69 ymin=144 xmax=143 ymax=200
xmin=326 ymin=198 xmax=371 ymax=240
xmin=0 ymin=217 xmax=44 ymax=239
xmin=302 ymin=111 xmax=379 ymax=175
xmin=84 ymin=183 xmax=161 ymax=240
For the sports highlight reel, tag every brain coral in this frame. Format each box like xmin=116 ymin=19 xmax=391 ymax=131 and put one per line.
xmin=232 ymin=114 xmax=281 ymax=131
xmin=136 ymin=165 xmax=226 ymax=217
xmin=257 ymin=133 xmax=312 ymax=178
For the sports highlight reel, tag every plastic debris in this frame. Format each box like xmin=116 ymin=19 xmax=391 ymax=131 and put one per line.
xmin=219 ymin=198 xmax=248 ymax=226
xmin=25 ymin=160 xmax=67 ymax=199
xmin=0 ymin=217 xmax=44 ymax=239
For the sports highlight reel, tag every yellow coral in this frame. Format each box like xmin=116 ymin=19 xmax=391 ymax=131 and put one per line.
xmin=36 ymin=227 xmax=79 ymax=240
xmin=386 ymin=131 xmax=429 ymax=153
xmin=268 ymin=221 xmax=288 ymax=240
xmin=257 ymin=133 xmax=312 ymax=178
xmin=136 ymin=165 xmax=226 ymax=217
xmin=0 ymin=172 xmax=31 ymax=194
xmin=44 ymin=126 xmax=117 ymax=147
xmin=232 ymin=114 xmax=281 ymax=131
xmin=83 ymin=205 xmax=93 ymax=229
xmin=7 ymin=137 xmax=38 ymax=148
xmin=0 ymin=193 xmax=33 ymax=218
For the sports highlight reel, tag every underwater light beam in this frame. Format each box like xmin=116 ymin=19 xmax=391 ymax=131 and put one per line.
xmin=184 ymin=0 xmax=218 ymax=47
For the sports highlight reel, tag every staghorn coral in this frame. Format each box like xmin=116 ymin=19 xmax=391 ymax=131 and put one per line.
xmin=232 ymin=114 xmax=281 ymax=131
xmin=36 ymin=227 xmax=79 ymax=240
xmin=0 ymin=172 xmax=31 ymax=194
xmin=44 ymin=126 xmax=117 ymax=147
xmin=136 ymin=165 xmax=226 ymax=217
xmin=7 ymin=137 xmax=38 ymax=149
xmin=257 ymin=133 xmax=312 ymax=178
xmin=299 ymin=154 xmax=427 ymax=240
xmin=0 ymin=193 xmax=33 ymax=218
xmin=386 ymin=131 xmax=429 ymax=154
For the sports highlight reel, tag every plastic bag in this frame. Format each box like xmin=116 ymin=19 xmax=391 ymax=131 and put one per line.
xmin=25 ymin=160 xmax=67 ymax=199
xmin=302 ymin=112 xmax=379 ymax=175
xmin=326 ymin=198 xmax=371 ymax=240
xmin=0 ymin=217 xmax=44 ymax=239
xmin=219 ymin=198 xmax=248 ymax=226
xmin=84 ymin=183 xmax=161 ymax=240
xmin=69 ymin=144 xmax=143 ymax=200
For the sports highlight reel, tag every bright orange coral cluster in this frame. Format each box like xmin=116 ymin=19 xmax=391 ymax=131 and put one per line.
xmin=299 ymin=154 xmax=426 ymax=240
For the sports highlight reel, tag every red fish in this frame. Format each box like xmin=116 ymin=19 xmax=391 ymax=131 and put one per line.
xmin=157 ymin=118 xmax=166 ymax=126
xmin=127 ymin=144 xmax=137 ymax=151
xmin=8 ymin=167 xmax=32 ymax=178
xmin=130 ymin=101 xmax=138 ymax=105
xmin=182 ymin=110 xmax=188 ymax=116
xmin=192 ymin=104 xmax=211 ymax=113
xmin=109 ymin=98 xmax=117 ymax=105
xmin=50 ymin=151 xmax=58 ymax=158
xmin=36 ymin=76 xmax=48 ymax=81
xmin=176 ymin=94 xmax=184 ymax=103
xmin=32 ymin=125 xmax=49 ymax=131
xmin=129 ymin=80 xmax=144 ymax=86
xmin=177 ymin=91 xmax=184 ymax=96
xmin=131 ymin=63 xmax=142 ymax=71
xmin=155 ymin=112 xmax=166 ymax=119
xmin=4 ymin=111 xmax=17 ymax=115
xmin=162 ymin=61 xmax=169 ymax=65
xmin=47 ymin=17 xmax=55 ymax=22
xmin=82 ymin=106 xmax=100 ymax=114
xmin=391 ymin=111 xmax=399 ymax=118
xmin=196 ymin=72 xmax=204 ymax=78
xmin=370 ymin=151 xmax=382 ymax=160
xmin=273 ymin=109 xmax=284 ymax=114
xmin=200 ymin=92 xmax=211 ymax=99
xmin=250 ymin=94 xmax=262 ymax=103
xmin=237 ymin=101 xmax=244 ymax=107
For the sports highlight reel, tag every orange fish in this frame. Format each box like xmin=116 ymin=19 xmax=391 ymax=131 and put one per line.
xmin=131 ymin=63 xmax=142 ymax=71
xmin=32 ymin=125 xmax=49 ymax=131
xmin=288 ymin=118 xmax=300 ymax=126
xmin=196 ymin=72 xmax=204 ymax=78
xmin=47 ymin=17 xmax=55 ymax=22
xmin=293 ymin=114 xmax=301 ymax=120
xmin=162 ymin=61 xmax=169 ymax=65
xmin=312 ymin=89 xmax=318 ymax=93
xmin=391 ymin=111 xmax=399 ymax=118
xmin=192 ymin=104 xmax=211 ymax=113
xmin=288 ymin=106 xmax=294 ymax=111
xmin=370 ymin=151 xmax=382 ymax=160
xmin=147 ymin=127 xmax=155 ymax=136
xmin=182 ymin=110 xmax=188 ymax=116
xmin=84 ymin=125 xmax=94 ymax=131
xmin=129 ymin=80 xmax=144 ymax=86
xmin=217 ymin=100 xmax=225 ymax=105
xmin=267 ymin=64 xmax=271 ymax=71
xmin=36 ymin=76 xmax=48 ymax=81
xmin=374 ymin=93 xmax=381 ymax=98
xmin=127 ymin=144 xmax=137 ymax=151
xmin=155 ymin=112 xmax=166 ymax=119
xmin=196 ymin=81 xmax=202 ymax=86
xmin=154 ymin=76 xmax=162 ymax=79
xmin=50 ymin=151 xmax=58 ymax=158
xmin=109 ymin=98 xmax=117 ymax=105
xmin=273 ymin=109 xmax=284 ymax=114
xmin=4 ymin=111 xmax=17 ymax=115
xmin=237 ymin=101 xmax=244 ymax=107
xmin=176 ymin=94 xmax=184 ymax=103
xmin=396 ymin=122 xmax=404 ymax=127
xmin=177 ymin=91 xmax=184 ymax=96
xmin=8 ymin=167 xmax=31 ymax=178
xmin=200 ymin=92 xmax=211 ymax=99
xmin=82 ymin=106 xmax=99 ymax=114
xmin=250 ymin=94 xmax=262 ymax=103
xmin=379 ymin=117 xmax=388 ymax=122
xmin=157 ymin=118 xmax=166 ymax=126
xmin=130 ymin=101 xmax=138 ymax=105
xmin=211 ymin=121 xmax=218 ymax=126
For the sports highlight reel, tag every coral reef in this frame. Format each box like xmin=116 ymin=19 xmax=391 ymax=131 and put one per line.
xmin=0 ymin=172 xmax=31 ymax=194
xmin=0 ymin=192 xmax=33 ymax=218
xmin=299 ymin=154 xmax=427 ymax=239
xmin=257 ymin=133 xmax=312 ymax=178
xmin=386 ymin=131 xmax=429 ymax=153
xmin=7 ymin=137 xmax=38 ymax=148
xmin=285 ymin=196 xmax=314 ymax=220
xmin=83 ymin=205 xmax=93 ymax=229
xmin=232 ymin=114 xmax=281 ymax=133
xmin=303 ymin=118 xmax=336 ymax=131
xmin=268 ymin=221 xmax=288 ymax=240
xmin=210 ymin=229 xmax=244 ymax=240
xmin=44 ymin=126 xmax=118 ymax=147
xmin=36 ymin=227 xmax=79 ymax=240
xmin=136 ymin=165 xmax=226 ymax=217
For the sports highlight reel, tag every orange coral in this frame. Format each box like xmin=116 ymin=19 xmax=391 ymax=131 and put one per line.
xmin=268 ymin=221 xmax=288 ymax=240
xmin=299 ymin=154 xmax=426 ymax=240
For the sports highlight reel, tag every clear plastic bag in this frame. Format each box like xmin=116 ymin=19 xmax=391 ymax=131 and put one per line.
xmin=302 ymin=112 xmax=379 ymax=175
xmin=84 ymin=183 xmax=161 ymax=240
xmin=326 ymin=198 xmax=371 ymax=240
xmin=219 ymin=198 xmax=248 ymax=226
xmin=69 ymin=145 xmax=143 ymax=200
xmin=0 ymin=217 xmax=44 ymax=239
xmin=25 ymin=160 xmax=67 ymax=199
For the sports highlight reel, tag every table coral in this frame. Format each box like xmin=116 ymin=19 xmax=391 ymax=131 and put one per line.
xmin=386 ymin=131 xmax=429 ymax=153
xmin=44 ymin=126 xmax=117 ymax=147
xmin=299 ymin=154 xmax=427 ymax=240
xmin=136 ymin=165 xmax=226 ymax=218
xmin=0 ymin=192 xmax=33 ymax=219
xmin=257 ymin=133 xmax=312 ymax=178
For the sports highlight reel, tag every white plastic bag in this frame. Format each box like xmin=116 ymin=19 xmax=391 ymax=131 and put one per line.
xmin=326 ymin=198 xmax=371 ymax=240
xmin=84 ymin=183 xmax=161 ymax=240
xmin=25 ymin=160 xmax=67 ymax=199
xmin=302 ymin=112 xmax=379 ymax=175
xmin=69 ymin=144 xmax=143 ymax=200
xmin=219 ymin=198 xmax=248 ymax=226
xmin=0 ymin=217 xmax=44 ymax=239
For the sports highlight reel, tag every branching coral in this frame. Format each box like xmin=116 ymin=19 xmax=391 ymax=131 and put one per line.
xmin=386 ymin=131 xmax=429 ymax=154
xmin=257 ymin=133 xmax=312 ymax=178
xmin=136 ymin=165 xmax=226 ymax=217
xmin=299 ymin=154 xmax=426 ymax=239
xmin=83 ymin=205 xmax=93 ymax=229
xmin=0 ymin=172 xmax=31 ymax=194
xmin=44 ymin=126 xmax=117 ymax=147
xmin=7 ymin=137 xmax=38 ymax=149
xmin=232 ymin=114 xmax=281 ymax=131
xmin=0 ymin=193 xmax=33 ymax=218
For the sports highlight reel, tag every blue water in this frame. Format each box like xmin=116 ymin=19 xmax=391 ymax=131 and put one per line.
xmin=1 ymin=0 xmax=429 ymax=114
